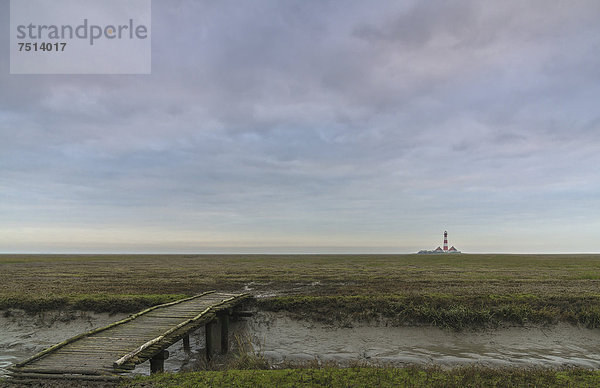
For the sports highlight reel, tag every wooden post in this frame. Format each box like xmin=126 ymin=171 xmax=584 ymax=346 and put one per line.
xmin=183 ymin=334 xmax=190 ymax=352
xmin=205 ymin=322 xmax=213 ymax=361
xmin=220 ymin=311 xmax=229 ymax=354
xmin=150 ymin=350 xmax=169 ymax=374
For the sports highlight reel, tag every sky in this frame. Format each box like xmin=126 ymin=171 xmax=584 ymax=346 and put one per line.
xmin=1 ymin=0 xmax=600 ymax=253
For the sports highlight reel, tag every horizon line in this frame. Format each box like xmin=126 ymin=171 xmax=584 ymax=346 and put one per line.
xmin=1 ymin=251 xmax=599 ymax=255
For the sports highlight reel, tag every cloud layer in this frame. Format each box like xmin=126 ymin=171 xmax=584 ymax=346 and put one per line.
xmin=1 ymin=0 xmax=600 ymax=252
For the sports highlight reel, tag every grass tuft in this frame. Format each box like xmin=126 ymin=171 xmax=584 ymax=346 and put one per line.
xmin=255 ymin=294 xmax=600 ymax=329
xmin=0 ymin=294 xmax=187 ymax=314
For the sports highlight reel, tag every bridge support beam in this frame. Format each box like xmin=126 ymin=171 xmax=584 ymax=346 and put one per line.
xmin=205 ymin=312 xmax=230 ymax=360
xmin=182 ymin=334 xmax=190 ymax=352
xmin=219 ymin=311 xmax=229 ymax=354
xmin=150 ymin=350 xmax=169 ymax=374
xmin=205 ymin=321 xmax=215 ymax=361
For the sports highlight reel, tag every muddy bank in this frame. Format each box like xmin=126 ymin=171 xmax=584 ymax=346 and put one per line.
xmin=2 ymin=309 xmax=600 ymax=380
xmin=245 ymin=312 xmax=600 ymax=369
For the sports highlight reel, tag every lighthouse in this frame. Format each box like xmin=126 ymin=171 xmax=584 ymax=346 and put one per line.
xmin=443 ymin=231 xmax=448 ymax=252
xmin=417 ymin=231 xmax=462 ymax=254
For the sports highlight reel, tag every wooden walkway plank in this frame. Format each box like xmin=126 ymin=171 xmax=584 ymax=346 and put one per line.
xmin=9 ymin=291 xmax=250 ymax=380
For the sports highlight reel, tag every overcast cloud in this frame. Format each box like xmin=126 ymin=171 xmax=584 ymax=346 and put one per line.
xmin=1 ymin=0 xmax=599 ymax=253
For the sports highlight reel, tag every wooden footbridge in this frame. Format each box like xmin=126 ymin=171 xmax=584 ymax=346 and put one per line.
xmin=8 ymin=291 xmax=250 ymax=381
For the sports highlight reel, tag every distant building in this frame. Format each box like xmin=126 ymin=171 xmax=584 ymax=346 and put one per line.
xmin=417 ymin=231 xmax=461 ymax=254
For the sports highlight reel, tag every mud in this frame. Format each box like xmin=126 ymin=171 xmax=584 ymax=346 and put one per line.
xmin=2 ymin=309 xmax=600 ymax=379
xmin=245 ymin=312 xmax=600 ymax=369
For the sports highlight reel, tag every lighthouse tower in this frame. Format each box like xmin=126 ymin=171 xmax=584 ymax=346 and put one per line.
xmin=443 ymin=231 xmax=448 ymax=252
xmin=417 ymin=231 xmax=461 ymax=254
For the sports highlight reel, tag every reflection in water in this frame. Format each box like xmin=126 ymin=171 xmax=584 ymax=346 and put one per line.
xmin=0 ymin=355 xmax=18 ymax=371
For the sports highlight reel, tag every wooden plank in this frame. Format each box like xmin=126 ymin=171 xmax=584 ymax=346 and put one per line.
xmin=14 ymin=290 xmax=217 ymax=368
xmin=11 ymin=367 xmax=113 ymax=376
xmin=12 ymin=292 xmax=251 ymax=379
xmin=9 ymin=372 xmax=121 ymax=381
xmin=112 ymin=304 xmax=214 ymax=367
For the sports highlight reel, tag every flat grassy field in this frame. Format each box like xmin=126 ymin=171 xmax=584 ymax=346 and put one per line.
xmin=1 ymin=254 xmax=599 ymax=328
xmin=120 ymin=367 xmax=600 ymax=388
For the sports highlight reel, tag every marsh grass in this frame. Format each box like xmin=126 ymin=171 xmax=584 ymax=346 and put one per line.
xmin=1 ymin=254 xmax=599 ymax=327
xmin=192 ymin=333 xmax=270 ymax=371
xmin=256 ymin=294 xmax=600 ymax=329
xmin=0 ymin=294 xmax=185 ymax=314
xmin=2 ymin=254 xmax=600 ymax=296
xmin=121 ymin=366 xmax=600 ymax=387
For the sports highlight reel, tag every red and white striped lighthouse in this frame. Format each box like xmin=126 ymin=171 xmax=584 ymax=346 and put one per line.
xmin=443 ymin=231 xmax=448 ymax=252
